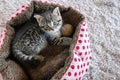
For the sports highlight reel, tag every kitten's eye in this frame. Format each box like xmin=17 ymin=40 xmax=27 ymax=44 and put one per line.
xmin=57 ymin=20 xmax=61 ymax=22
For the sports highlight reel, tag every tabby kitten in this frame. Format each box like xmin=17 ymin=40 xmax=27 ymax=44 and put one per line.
xmin=12 ymin=7 xmax=72 ymax=67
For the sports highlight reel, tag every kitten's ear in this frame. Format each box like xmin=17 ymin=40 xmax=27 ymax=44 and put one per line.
xmin=34 ymin=14 xmax=43 ymax=20
xmin=34 ymin=14 xmax=45 ymax=26
xmin=53 ymin=7 xmax=61 ymax=16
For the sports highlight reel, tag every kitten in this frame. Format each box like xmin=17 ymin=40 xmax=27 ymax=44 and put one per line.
xmin=12 ymin=7 xmax=72 ymax=67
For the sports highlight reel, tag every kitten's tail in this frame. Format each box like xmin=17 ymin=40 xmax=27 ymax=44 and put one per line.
xmin=12 ymin=50 xmax=44 ymax=67
xmin=13 ymin=50 xmax=33 ymax=61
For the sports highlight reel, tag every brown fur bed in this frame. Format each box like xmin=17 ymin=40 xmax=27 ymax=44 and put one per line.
xmin=0 ymin=0 xmax=85 ymax=80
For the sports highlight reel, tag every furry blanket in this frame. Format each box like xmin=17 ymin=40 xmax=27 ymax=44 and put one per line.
xmin=0 ymin=0 xmax=120 ymax=80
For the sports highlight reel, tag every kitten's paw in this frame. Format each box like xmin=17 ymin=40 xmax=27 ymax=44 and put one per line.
xmin=62 ymin=37 xmax=73 ymax=46
xmin=52 ymin=38 xmax=63 ymax=45
xmin=35 ymin=55 xmax=45 ymax=62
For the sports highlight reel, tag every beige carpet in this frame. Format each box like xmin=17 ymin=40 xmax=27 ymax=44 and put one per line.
xmin=0 ymin=0 xmax=120 ymax=80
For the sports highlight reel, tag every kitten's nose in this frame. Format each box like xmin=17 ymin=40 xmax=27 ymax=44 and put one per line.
xmin=49 ymin=26 xmax=54 ymax=30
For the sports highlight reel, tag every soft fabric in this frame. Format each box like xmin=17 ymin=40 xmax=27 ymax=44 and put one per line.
xmin=0 ymin=59 xmax=28 ymax=80
xmin=0 ymin=0 xmax=92 ymax=80
xmin=0 ymin=24 xmax=14 ymax=58
xmin=0 ymin=26 xmax=6 ymax=49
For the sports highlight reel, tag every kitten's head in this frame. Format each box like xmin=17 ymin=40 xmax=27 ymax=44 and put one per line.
xmin=34 ymin=7 xmax=62 ymax=32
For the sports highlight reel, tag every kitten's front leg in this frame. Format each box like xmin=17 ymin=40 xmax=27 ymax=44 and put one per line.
xmin=52 ymin=37 xmax=73 ymax=46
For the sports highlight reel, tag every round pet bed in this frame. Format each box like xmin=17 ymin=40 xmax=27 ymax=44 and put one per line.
xmin=0 ymin=0 xmax=92 ymax=80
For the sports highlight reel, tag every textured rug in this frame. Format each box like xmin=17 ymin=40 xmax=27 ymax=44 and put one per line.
xmin=0 ymin=0 xmax=120 ymax=80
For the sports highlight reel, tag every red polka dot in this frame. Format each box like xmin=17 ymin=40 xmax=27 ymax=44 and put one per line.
xmin=83 ymin=63 xmax=85 ymax=67
xmin=82 ymin=70 xmax=84 ymax=74
xmin=82 ymin=58 xmax=84 ymax=61
xmin=86 ymin=57 xmax=88 ymax=60
xmin=21 ymin=9 xmax=25 ymax=12
xmin=78 ymin=40 xmax=82 ymax=43
xmin=74 ymin=72 xmax=77 ymax=76
xmin=22 ymin=5 xmax=25 ymax=8
xmin=78 ymin=58 xmax=80 ymax=62
xmin=80 ymin=34 xmax=83 ymax=37
xmin=81 ymin=65 xmax=83 ymax=68
xmin=82 ymin=46 xmax=85 ymax=49
xmin=77 ymin=65 xmax=80 ymax=69
xmin=79 ymin=77 xmax=81 ymax=80
xmin=85 ymin=52 xmax=87 ymax=55
xmin=82 ymin=23 xmax=85 ymax=26
xmin=4 ymin=29 xmax=7 ymax=33
xmin=76 ymin=79 xmax=78 ymax=80
xmin=75 ymin=52 xmax=77 ymax=54
xmin=79 ymin=72 xmax=81 ymax=75
xmin=87 ymin=46 xmax=89 ymax=49
xmin=11 ymin=17 xmax=14 ymax=19
xmin=16 ymin=13 xmax=19 ymax=16
xmin=86 ymin=69 xmax=88 ymax=72
xmin=71 ymin=65 xmax=75 ymax=69
xmin=74 ymin=58 xmax=77 ymax=62
xmin=63 ymin=79 xmax=66 ymax=80
xmin=89 ymin=56 xmax=92 ymax=60
xmin=79 ymin=52 xmax=82 ymax=56
xmin=84 ymin=40 xmax=86 ymax=43
xmin=81 ymin=28 xmax=84 ymax=31
xmin=87 ymin=62 xmax=89 ymax=65
xmin=68 ymin=72 xmax=72 ymax=76
xmin=76 ymin=46 xmax=80 ymax=50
